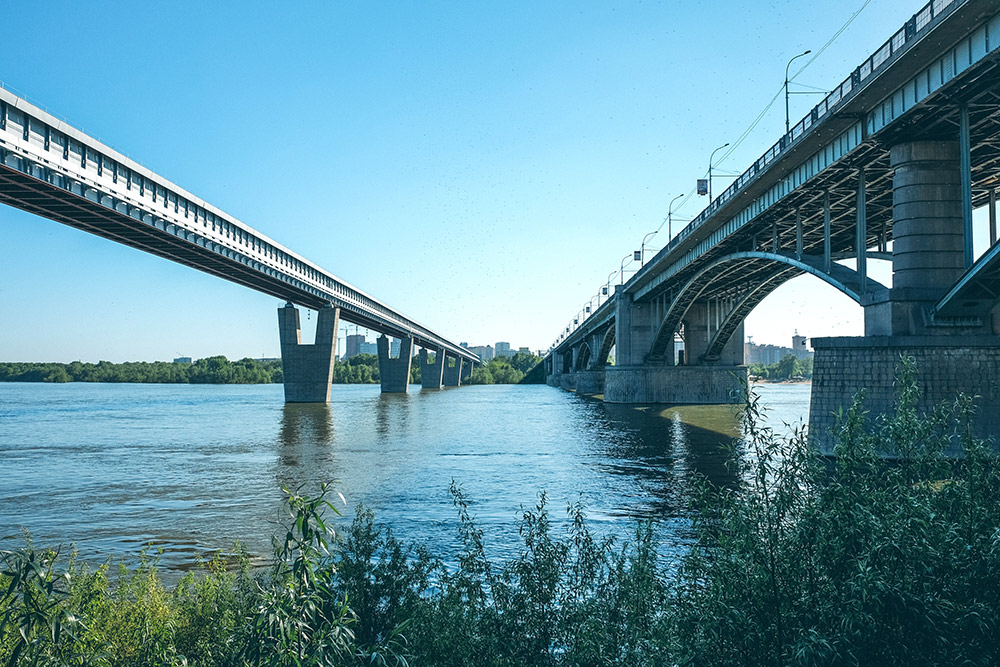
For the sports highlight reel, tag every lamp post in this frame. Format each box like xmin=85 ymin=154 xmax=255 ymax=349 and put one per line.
xmin=640 ymin=230 xmax=658 ymax=266
xmin=708 ymin=143 xmax=730 ymax=201
xmin=620 ymin=252 xmax=637 ymax=285
xmin=667 ymin=193 xmax=684 ymax=240
xmin=785 ymin=49 xmax=812 ymax=136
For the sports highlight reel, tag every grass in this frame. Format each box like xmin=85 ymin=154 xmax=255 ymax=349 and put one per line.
xmin=3 ymin=358 xmax=999 ymax=665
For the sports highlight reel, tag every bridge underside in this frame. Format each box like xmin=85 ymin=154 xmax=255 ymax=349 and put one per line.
xmin=0 ymin=162 xmax=408 ymax=335
xmin=549 ymin=6 xmax=1000 ymax=435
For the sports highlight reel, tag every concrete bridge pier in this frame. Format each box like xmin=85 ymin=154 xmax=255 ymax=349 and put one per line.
xmin=419 ymin=348 xmax=445 ymax=389
xmin=604 ymin=292 xmax=746 ymax=404
xmin=377 ymin=335 xmax=413 ymax=393
xmin=461 ymin=361 xmax=475 ymax=384
xmin=278 ymin=303 xmax=339 ymax=403
xmin=443 ymin=354 xmax=464 ymax=387
xmin=810 ymin=139 xmax=1000 ymax=454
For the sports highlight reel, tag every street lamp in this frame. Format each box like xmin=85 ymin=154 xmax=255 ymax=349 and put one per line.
xmin=707 ymin=143 xmax=730 ymax=201
xmin=785 ymin=49 xmax=812 ymax=136
xmin=667 ymin=193 xmax=684 ymax=241
xmin=620 ymin=252 xmax=638 ymax=285
xmin=605 ymin=269 xmax=618 ymax=296
xmin=640 ymin=230 xmax=658 ymax=266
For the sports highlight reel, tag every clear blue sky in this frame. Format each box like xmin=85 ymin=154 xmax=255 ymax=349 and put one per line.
xmin=0 ymin=0 xmax=946 ymax=362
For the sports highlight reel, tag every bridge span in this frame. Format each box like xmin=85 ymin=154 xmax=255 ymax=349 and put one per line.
xmin=0 ymin=87 xmax=478 ymax=401
xmin=547 ymin=0 xmax=1000 ymax=451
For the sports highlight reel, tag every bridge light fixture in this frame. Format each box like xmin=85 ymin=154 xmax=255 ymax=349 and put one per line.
xmin=667 ymin=193 xmax=684 ymax=242
xmin=640 ymin=230 xmax=658 ymax=266
xmin=705 ymin=143 xmax=730 ymax=201
xmin=785 ymin=49 xmax=812 ymax=136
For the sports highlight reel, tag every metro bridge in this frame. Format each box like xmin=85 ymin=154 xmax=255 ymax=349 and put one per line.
xmin=0 ymin=87 xmax=479 ymax=402
xmin=547 ymin=0 xmax=1000 ymax=451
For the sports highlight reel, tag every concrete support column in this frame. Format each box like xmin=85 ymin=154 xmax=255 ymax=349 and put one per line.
xmin=547 ymin=353 xmax=560 ymax=386
xmin=419 ymin=348 xmax=445 ymax=389
xmin=867 ymin=140 xmax=965 ymax=336
xmin=443 ymin=354 xmax=463 ymax=387
xmin=571 ymin=345 xmax=580 ymax=371
xmin=586 ymin=332 xmax=603 ymax=370
xmin=717 ymin=321 xmax=746 ymax=365
xmin=377 ymin=335 xmax=412 ymax=393
xmin=682 ymin=301 xmax=710 ymax=364
xmin=278 ymin=303 xmax=339 ymax=403
xmin=613 ymin=289 xmax=654 ymax=365
xmin=461 ymin=360 xmax=474 ymax=384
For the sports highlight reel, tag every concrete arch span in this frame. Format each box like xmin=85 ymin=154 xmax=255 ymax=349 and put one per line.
xmin=596 ymin=324 xmax=615 ymax=367
xmin=646 ymin=251 xmax=886 ymax=364
xmin=575 ymin=341 xmax=592 ymax=371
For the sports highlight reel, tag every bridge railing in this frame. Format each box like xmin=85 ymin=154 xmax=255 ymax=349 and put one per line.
xmin=555 ymin=0 xmax=964 ymax=351
xmin=0 ymin=87 xmax=479 ymax=363
xmin=663 ymin=0 xmax=958 ymax=259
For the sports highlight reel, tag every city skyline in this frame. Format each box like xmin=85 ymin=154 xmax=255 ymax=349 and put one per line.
xmin=0 ymin=0 xmax=945 ymax=363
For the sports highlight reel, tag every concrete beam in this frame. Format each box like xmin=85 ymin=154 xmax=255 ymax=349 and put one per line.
xmin=278 ymin=303 xmax=339 ymax=403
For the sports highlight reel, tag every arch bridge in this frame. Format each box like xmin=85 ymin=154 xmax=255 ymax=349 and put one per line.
xmin=548 ymin=0 xmax=1000 ymax=450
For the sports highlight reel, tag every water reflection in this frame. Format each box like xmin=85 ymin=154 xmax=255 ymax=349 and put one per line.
xmin=375 ymin=392 xmax=411 ymax=437
xmin=277 ymin=403 xmax=336 ymax=491
xmin=589 ymin=400 xmax=745 ymax=519
xmin=0 ymin=383 xmax=813 ymax=574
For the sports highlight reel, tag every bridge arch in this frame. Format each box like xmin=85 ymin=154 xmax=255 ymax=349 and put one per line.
xmin=595 ymin=324 xmax=615 ymax=367
xmin=575 ymin=341 xmax=592 ymax=371
xmin=646 ymin=251 xmax=885 ymax=364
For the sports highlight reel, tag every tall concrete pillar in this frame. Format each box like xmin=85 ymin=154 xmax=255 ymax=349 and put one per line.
xmin=605 ymin=291 xmax=745 ymax=403
xmin=443 ymin=355 xmax=463 ymax=387
xmin=613 ymin=289 xmax=654 ymax=366
xmin=377 ymin=335 xmax=412 ymax=393
xmin=278 ymin=303 xmax=339 ymax=403
xmin=419 ymin=348 xmax=445 ymax=389
xmin=682 ymin=301 xmax=710 ymax=364
xmin=811 ymin=140 xmax=1000 ymax=453
xmin=866 ymin=140 xmax=966 ymax=335
xmin=461 ymin=360 xmax=474 ymax=384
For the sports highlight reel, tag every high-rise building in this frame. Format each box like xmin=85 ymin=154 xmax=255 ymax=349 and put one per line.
xmin=470 ymin=345 xmax=493 ymax=361
xmin=360 ymin=341 xmax=378 ymax=355
xmin=792 ymin=331 xmax=810 ymax=359
xmin=390 ymin=339 xmax=401 ymax=358
xmin=495 ymin=341 xmax=511 ymax=357
xmin=517 ymin=347 xmax=530 ymax=355
xmin=345 ymin=334 xmax=365 ymax=359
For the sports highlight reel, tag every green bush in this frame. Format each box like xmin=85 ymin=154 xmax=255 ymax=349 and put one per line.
xmin=3 ymin=359 xmax=999 ymax=665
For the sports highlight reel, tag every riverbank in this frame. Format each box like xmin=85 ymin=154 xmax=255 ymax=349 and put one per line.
xmin=3 ymin=376 xmax=996 ymax=665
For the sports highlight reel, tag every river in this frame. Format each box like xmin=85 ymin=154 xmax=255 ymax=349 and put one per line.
xmin=0 ymin=382 xmax=810 ymax=572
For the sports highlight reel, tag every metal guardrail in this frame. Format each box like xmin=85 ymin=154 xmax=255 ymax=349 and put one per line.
xmin=665 ymin=0 xmax=957 ymax=258
xmin=0 ymin=87 xmax=480 ymax=363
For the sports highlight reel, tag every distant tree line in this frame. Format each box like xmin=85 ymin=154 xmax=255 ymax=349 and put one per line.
xmin=0 ymin=351 xmax=547 ymax=385
xmin=748 ymin=354 xmax=813 ymax=381
xmin=0 ymin=357 xmax=282 ymax=384
xmin=468 ymin=352 xmax=543 ymax=385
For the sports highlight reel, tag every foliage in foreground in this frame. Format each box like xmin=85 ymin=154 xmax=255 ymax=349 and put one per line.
xmin=3 ymin=358 xmax=1000 ymax=665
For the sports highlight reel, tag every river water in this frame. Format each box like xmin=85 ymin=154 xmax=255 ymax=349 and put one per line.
xmin=0 ymin=382 xmax=810 ymax=572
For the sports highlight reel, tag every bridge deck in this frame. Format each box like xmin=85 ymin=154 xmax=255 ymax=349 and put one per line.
xmin=555 ymin=0 xmax=1000 ymax=354
xmin=0 ymin=87 xmax=478 ymax=363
